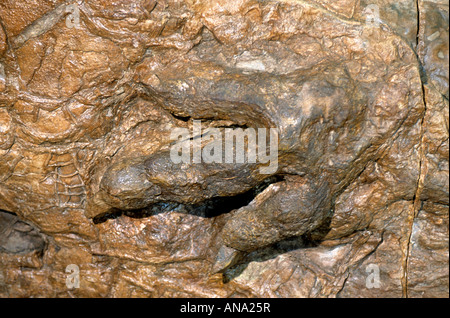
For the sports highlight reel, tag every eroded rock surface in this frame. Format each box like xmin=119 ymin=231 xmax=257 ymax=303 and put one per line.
xmin=0 ymin=0 xmax=448 ymax=298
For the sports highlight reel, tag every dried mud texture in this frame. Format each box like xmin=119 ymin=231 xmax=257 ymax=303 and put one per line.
xmin=0 ymin=0 xmax=448 ymax=298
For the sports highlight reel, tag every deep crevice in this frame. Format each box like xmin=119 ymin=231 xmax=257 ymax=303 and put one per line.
xmin=166 ymin=108 xmax=252 ymax=130
xmin=171 ymin=113 xmax=191 ymax=122
xmin=93 ymin=175 xmax=285 ymax=224
xmin=403 ymin=1 xmax=429 ymax=296
xmin=222 ymin=233 xmax=324 ymax=284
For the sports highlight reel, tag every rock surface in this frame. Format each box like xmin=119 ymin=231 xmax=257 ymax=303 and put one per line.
xmin=0 ymin=0 xmax=448 ymax=298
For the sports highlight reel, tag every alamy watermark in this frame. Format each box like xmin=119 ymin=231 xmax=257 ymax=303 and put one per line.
xmin=65 ymin=264 xmax=80 ymax=289
xmin=363 ymin=4 xmax=381 ymax=29
xmin=65 ymin=3 xmax=80 ymax=29
xmin=170 ymin=120 xmax=279 ymax=174
xmin=365 ymin=264 xmax=381 ymax=289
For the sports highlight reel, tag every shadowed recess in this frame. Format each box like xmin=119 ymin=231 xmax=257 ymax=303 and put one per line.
xmin=92 ymin=175 xmax=285 ymax=224
xmin=0 ymin=210 xmax=47 ymax=255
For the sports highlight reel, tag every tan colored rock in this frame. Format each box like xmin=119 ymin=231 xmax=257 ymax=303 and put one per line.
xmin=0 ymin=0 xmax=448 ymax=298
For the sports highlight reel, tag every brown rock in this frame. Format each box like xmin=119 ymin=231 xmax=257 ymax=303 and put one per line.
xmin=0 ymin=0 xmax=448 ymax=298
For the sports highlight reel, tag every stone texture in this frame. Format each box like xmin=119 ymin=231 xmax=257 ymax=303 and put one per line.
xmin=0 ymin=0 xmax=448 ymax=298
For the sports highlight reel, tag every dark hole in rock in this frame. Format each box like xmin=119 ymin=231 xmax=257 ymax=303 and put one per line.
xmin=93 ymin=175 xmax=285 ymax=224
xmin=221 ymin=235 xmax=314 ymax=283
xmin=170 ymin=113 xmax=191 ymax=122
xmin=0 ymin=210 xmax=47 ymax=255
xmin=221 ymin=216 xmax=333 ymax=283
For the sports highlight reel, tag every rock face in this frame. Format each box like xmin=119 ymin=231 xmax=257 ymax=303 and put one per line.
xmin=0 ymin=0 xmax=448 ymax=298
